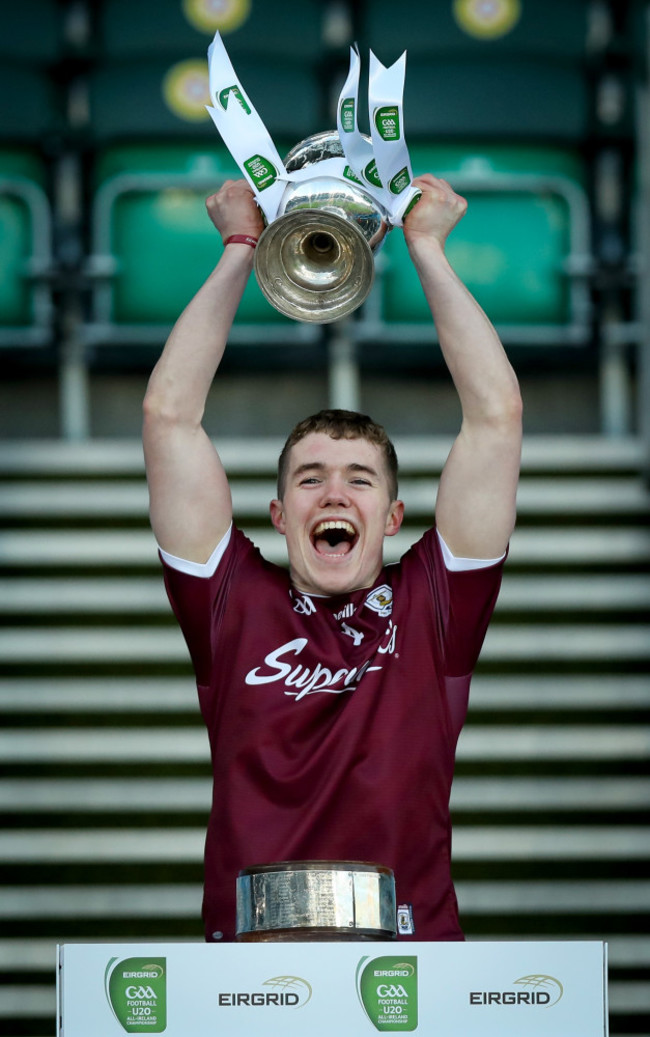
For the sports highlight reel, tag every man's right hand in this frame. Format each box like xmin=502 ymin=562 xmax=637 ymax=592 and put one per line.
xmin=206 ymin=179 xmax=265 ymax=244
xmin=403 ymin=174 xmax=467 ymax=252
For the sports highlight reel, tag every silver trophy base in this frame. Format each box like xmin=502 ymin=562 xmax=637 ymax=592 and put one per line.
xmin=236 ymin=860 xmax=397 ymax=942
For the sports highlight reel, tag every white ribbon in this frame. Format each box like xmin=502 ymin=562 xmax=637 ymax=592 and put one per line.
xmin=205 ymin=33 xmax=288 ymax=222
xmin=368 ymin=51 xmax=421 ymax=225
xmin=336 ymin=45 xmax=389 ymax=207
xmin=205 ymin=32 xmax=420 ymax=227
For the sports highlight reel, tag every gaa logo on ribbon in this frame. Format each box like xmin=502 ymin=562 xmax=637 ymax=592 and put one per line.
xmin=243 ymin=154 xmax=278 ymax=191
xmin=374 ymin=106 xmax=401 ymax=143
xmin=218 ymin=84 xmax=251 ymax=114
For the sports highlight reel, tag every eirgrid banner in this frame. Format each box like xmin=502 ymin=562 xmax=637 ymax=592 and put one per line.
xmin=58 ymin=940 xmax=608 ymax=1036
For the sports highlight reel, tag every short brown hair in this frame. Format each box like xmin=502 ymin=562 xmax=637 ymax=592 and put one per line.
xmin=277 ymin=409 xmax=399 ymax=500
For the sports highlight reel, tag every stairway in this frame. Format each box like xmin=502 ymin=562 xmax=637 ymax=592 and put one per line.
xmin=0 ymin=435 xmax=648 ymax=1037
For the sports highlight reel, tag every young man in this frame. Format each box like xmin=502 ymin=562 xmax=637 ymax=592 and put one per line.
xmin=143 ymin=175 xmax=522 ymax=942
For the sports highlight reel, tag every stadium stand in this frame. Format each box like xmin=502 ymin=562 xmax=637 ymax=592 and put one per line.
xmin=0 ymin=4 xmax=649 ymax=1037
xmin=353 ymin=0 xmax=596 ymax=344
xmin=83 ymin=0 xmax=330 ymax=346
xmin=0 ymin=0 xmax=63 ymax=348
xmin=360 ymin=142 xmax=593 ymax=346
xmin=0 ymin=434 xmax=649 ymax=1036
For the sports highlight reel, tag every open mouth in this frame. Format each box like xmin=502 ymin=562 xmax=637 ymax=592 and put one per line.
xmin=311 ymin=519 xmax=358 ymax=557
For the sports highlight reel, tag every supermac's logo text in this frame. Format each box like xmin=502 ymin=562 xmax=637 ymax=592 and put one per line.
xmin=245 ymin=628 xmax=397 ymax=701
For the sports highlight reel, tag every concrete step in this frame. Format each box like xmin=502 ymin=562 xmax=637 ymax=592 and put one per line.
xmin=0 ymin=885 xmax=202 ymax=919
xmin=455 ymin=881 xmax=650 ymax=913
xmin=1 ymin=881 xmax=647 ymax=920
xmin=0 ymin=577 xmax=169 ymax=613
xmin=1 ymin=623 xmax=648 ymax=666
xmin=1 ymin=775 xmax=647 ymax=814
xmin=469 ymin=675 xmax=650 ymax=710
xmin=0 ymin=826 xmax=647 ymax=863
xmin=1 ymin=475 xmax=648 ymax=518
xmin=0 ymin=937 xmax=197 ymax=971
xmin=0 ymin=435 xmax=645 ymax=476
xmin=0 ymin=677 xmax=197 ymax=711
xmin=2 ymin=526 xmax=650 ymax=568
xmin=1 ymin=675 xmax=647 ymax=713
xmin=0 ymin=677 xmax=197 ymax=712
xmin=496 ymin=574 xmax=650 ymax=610
xmin=1 ymin=574 xmax=648 ymax=616
xmin=0 ymin=986 xmax=54 ymax=1020
xmin=0 ymin=725 xmax=647 ymax=764
xmin=451 ymin=777 xmax=650 ymax=811
xmin=481 ymin=623 xmax=650 ymax=662
xmin=0 ymin=778 xmax=211 ymax=812
xmin=0 ymin=433 xmax=646 ymax=1037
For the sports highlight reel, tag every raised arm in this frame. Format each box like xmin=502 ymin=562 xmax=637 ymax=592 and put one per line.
xmin=403 ymin=174 xmax=523 ymax=559
xmin=143 ymin=179 xmax=264 ymax=563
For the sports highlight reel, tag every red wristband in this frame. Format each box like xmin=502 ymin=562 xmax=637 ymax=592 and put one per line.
xmin=224 ymin=234 xmax=258 ymax=249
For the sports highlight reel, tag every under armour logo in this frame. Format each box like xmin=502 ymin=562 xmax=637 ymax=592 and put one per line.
xmin=341 ymin=622 xmax=364 ymax=646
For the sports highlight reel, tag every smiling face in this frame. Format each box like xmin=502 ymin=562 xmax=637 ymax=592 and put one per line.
xmin=269 ymin=432 xmax=404 ymax=597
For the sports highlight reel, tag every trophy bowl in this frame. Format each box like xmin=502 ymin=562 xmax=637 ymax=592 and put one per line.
xmin=236 ymin=860 xmax=397 ymax=942
xmin=254 ymin=130 xmax=391 ymax=323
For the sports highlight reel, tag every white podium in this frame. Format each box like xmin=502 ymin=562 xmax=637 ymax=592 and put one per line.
xmin=57 ymin=940 xmax=608 ymax=1036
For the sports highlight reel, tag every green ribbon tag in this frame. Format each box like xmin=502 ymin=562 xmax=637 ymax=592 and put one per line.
xmin=218 ymin=84 xmax=251 ymax=114
xmin=375 ymin=105 xmax=401 ymax=142
xmin=243 ymin=154 xmax=278 ymax=190
xmin=340 ymin=97 xmax=356 ymax=133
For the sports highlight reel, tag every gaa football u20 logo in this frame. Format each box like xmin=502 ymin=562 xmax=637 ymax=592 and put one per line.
xmin=105 ymin=957 xmax=167 ymax=1033
xmin=243 ymin=155 xmax=279 ymax=191
xmin=357 ymin=956 xmax=418 ymax=1031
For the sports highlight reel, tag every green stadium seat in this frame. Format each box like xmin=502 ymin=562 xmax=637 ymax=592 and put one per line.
xmin=0 ymin=3 xmax=62 ymax=347
xmin=89 ymin=144 xmax=316 ymax=339
xmin=0 ymin=61 xmax=63 ymax=141
xmin=0 ymin=149 xmax=53 ymax=344
xmin=402 ymin=57 xmax=589 ymax=142
xmin=84 ymin=3 xmax=328 ymax=343
xmin=97 ymin=0 xmax=325 ymax=60
xmin=0 ymin=0 xmax=63 ymax=61
xmin=359 ymin=0 xmax=592 ymax=143
xmin=361 ymin=0 xmax=591 ymax=58
xmin=87 ymin=55 xmax=321 ymax=143
xmin=357 ymin=144 xmax=592 ymax=345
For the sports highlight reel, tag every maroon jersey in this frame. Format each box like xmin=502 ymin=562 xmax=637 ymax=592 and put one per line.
xmin=161 ymin=524 xmax=504 ymax=942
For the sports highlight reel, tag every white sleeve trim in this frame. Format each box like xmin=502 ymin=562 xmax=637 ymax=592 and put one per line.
xmin=159 ymin=524 xmax=233 ymax=578
xmin=436 ymin=529 xmax=506 ymax=572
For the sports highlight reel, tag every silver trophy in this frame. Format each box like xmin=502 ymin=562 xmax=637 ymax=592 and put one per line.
xmin=253 ymin=131 xmax=392 ymax=324
xmin=236 ymin=860 xmax=397 ymax=942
